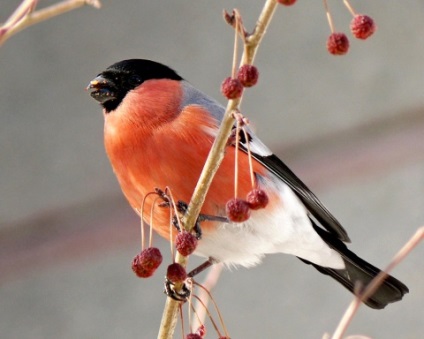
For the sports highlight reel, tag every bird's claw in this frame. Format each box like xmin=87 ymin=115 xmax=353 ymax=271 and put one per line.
xmin=156 ymin=189 xmax=228 ymax=240
xmin=164 ymin=277 xmax=191 ymax=302
xmin=172 ymin=200 xmax=202 ymax=240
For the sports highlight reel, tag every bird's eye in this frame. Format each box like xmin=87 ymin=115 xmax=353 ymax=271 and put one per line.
xmin=128 ymin=75 xmax=142 ymax=86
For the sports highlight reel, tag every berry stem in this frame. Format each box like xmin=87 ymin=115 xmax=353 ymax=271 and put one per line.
xmin=234 ymin=119 xmax=241 ymax=198
xmin=140 ymin=191 xmax=156 ymax=251
xmin=194 ymin=281 xmax=230 ymax=338
xmin=323 ymin=0 xmax=335 ymax=33
xmin=149 ymin=196 xmax=161 ymax=248
xmin=164 ymin=187 xmax=182 ymax=260
xmin=140 ymin=200 xmax=146 ymax=251
xmin=343 ymin=0 xmax=356 ymax=17
xmin=242 ymin=127 xmax=256 ymax=188
xmin=192 ymin=295 xmax=222 ymax=338
xmin=188 ymin=302 xmax=203 ymax=334
xmin=186 ymin=279 xmax=194 ymax=333
xmin=165 ymin=187 xmax=183 ymax=234
xmin=191 ymin=263 xmax=223 ymax=331
xmin=168 ymin=204 xmax=175 ymax=260
xmin=231 ymin=10 xmax=240 ymax=79
xmin=169 ymin=211 xmax=175 ymax=262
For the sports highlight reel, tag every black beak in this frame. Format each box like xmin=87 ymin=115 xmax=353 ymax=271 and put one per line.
xmin=86 ymin=75 xmax=117 ymax=104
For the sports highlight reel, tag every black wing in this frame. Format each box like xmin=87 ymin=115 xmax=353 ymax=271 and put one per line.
xmin=244 ymin=145 xmax=351 ymax=243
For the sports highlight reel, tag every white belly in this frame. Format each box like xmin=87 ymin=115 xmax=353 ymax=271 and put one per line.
xmin=194 ymin=175 xmax=345 ymax=269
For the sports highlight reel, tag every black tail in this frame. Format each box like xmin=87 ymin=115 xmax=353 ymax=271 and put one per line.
xmin=299 ymin=221 xmax=409 ymax=309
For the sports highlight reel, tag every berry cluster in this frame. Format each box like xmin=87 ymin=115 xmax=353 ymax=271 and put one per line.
xmin=221 ymin=54 xmax=269 ymax=223
xmin=131 ymin=188 xmax=198 ymax=281
xmin=324 ymin=0 xmax=376 ymax=55
xmin=221 ymin=64 xmax=259 ymax=100
xmin=225 ymin=112 xmax=269 ymax=222
xmin=226 ymin=188 xmax=269 ymax=223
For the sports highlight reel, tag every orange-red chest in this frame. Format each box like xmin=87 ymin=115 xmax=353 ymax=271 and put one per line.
xmin=103 ymin=80 xmax=265 ymax=239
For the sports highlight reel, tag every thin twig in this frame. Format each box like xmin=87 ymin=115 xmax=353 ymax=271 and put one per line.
xmin=330 ymin=226 xmax=424 ymax=339
xmin=0 ymin=0 xmax=101 ymax=47
xmin=231 ymin=11 xmax=240 ymax=79
xmin=157 ymin=1 xmax=279 ymax=338
xmin=1 ymin=0 xmax=37 ymax=31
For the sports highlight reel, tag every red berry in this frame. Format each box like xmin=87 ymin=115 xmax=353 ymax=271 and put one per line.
xmin=226 ymin=198 xmax=250 ymax=222
xmin=131 ymin=247 xmax=163 ymax=278
xmin=237 ymin=64 xmax=259 ymax=88
xmin=195 ymin=324 xmax=206 ymax=337
xmin=246 ymin=189 xmax=269 ymax=210
xmin=221 ymin=77 xmax=243 ymax=99
xmin=277 ymin=0 xmax=297 ymax=5
xmin=350 ymin=14 xmax=376 ymax=40
xmin=186 ymin=334 xmax=202 ymax=339
xmin=166 ymin=263 xmax=187 ymax=284
xmin=175 ymin=231 xmax=198 ymax=256
xmin=327 ymin=32 xmax=349 ymax=55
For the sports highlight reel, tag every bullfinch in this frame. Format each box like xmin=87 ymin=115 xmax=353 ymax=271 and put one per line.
xmin=87 ymin=59 xmax=408 ymax=309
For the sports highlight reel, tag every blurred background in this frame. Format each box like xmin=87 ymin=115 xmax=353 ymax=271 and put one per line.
xmin=0 ymin=0 xmax=423 ymax=338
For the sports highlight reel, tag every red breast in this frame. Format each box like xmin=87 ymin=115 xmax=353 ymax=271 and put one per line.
xmin=104 ymin=79 xmax=267 ymax=239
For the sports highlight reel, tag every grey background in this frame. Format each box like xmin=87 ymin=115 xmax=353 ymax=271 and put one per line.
xmin=0 ymin=1 xmax=423 ymax=338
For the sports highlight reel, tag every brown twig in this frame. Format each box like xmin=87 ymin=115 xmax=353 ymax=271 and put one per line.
xmin=157 ymin=1 xmax=279 ymax=338
xmin=329 ymin=226 xmax=424 ymax=339
xmin=0 ymin=0 xmax=101 ymax=47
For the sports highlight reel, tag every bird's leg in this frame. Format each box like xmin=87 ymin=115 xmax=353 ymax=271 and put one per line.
xmin=175 ymin=200 xmax=229 ymax=240
xmin=187 ymin=257 xmax=218 ymax=277
xmin=156 ymin=189 xmax=229 ymax=239
xmin=164 ymin=257 xmax=218 ymax=302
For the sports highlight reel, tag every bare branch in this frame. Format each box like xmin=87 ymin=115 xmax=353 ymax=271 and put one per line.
xmin=330 ymin=227 xmax=424 ymax=339
xmin=0 ymin=0 xmax=101 ymax=47
xmin=157 ymin=1 xmax=279 ymax=338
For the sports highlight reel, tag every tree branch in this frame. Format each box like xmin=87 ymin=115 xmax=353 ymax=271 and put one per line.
xmin=157 ymin=1 xmax=279 ymax=338
xmin=329 ymin=226 xmax=424 ymax=339
xmin=0 ymin=0 xmax=101 ymax=47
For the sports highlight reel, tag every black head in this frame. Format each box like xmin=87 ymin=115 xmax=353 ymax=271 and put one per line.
xmin=87 ymin=59 xmax=183 ymax=113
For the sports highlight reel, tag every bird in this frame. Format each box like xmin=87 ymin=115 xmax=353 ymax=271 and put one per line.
xmin=87 ymin=59 xmax=408 ymax=309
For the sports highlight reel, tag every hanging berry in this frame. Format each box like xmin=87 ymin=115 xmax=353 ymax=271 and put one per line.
xmin=131 ymin=247 xmax=163 ymax=278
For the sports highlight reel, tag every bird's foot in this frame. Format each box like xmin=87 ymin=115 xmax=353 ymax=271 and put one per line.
xmin=164 ymin=277 xmax=191 ymax=302
xmin=156 ymin=192 xmax=228 ymax=240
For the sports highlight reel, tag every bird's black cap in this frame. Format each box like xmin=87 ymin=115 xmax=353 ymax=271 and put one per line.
xmin=87 ymin=59 xmax=183 ymax=113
